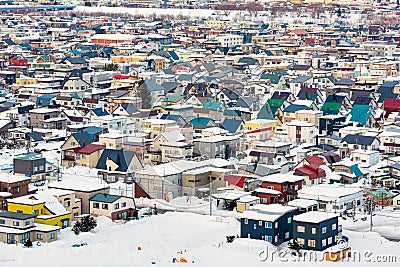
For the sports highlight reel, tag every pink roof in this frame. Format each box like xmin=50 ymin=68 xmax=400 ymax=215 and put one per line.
xmin=292 ymin=29 xmax=309 ymax=35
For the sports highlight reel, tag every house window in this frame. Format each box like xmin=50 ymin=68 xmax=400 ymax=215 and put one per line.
xmin=322 ymin=227 xmax=327 ymax=234
xmin=328 ymin=237 xmax=332 ymax=244
xmin=39 ymin=165 xmax=44 ymax=171
xmin=297 ymin=226 xmax=305 ymax=233
xmin=37 ymin=234 xmax=43 ymax=240
xmin=114 ymin=203 xmax=119 ymax=210
xmin=17 ymin=210 xmax=23 ymax=213
xmin=25 ymin=221 xmax=30 ymax=226
xmin=49 ymin=233 xmax=55 ymax=240
xmin=121 ymin=202 xmax=126 ymax=208
xmin=14 ymin=187 xmax=20 ymax=193
xmin=285 ymin=232 xmax=290 ymax=239
xmin=266 ymin=235 xmax=272 ymax=242
xmin=244 ymin=219 xmax=248 ymax=224
xmin=93 ymin=203 xmax=99 ymax=209
xmin=0 ymin=219 xmax=4 ymax=224
xmin=102 ymin=204 xmax=108 ymax=210
xmin=312 ymin=228 xmax=316 ymax=234
xmin=275 ymin=222 xmax=278 ymax=228
xmin=13 ymin=221 xmax=19 ymax=227
xmin=259 ymin=221 xmax=262 ymax=226
xmin=296 ymin=238 xmax=305 ymax=245
xmin=332 ymin=224 xmax=337 ymax=230
xmin=267 ymin=186 xmax=274 ymax=190
xmin=265 ymin=222 xmax=272 ymax=229
xmin=288 ymin=217 xmax=292 ymax=224
xmin=253 ymin=224 xmax=257 ymax=230
xmin=308 ymin=239 xmax=316 ymax=247
xmin=65 ymin=200 xmax=71 ymax=207
xmin=322 ymin=239 xmax=326 ymax=246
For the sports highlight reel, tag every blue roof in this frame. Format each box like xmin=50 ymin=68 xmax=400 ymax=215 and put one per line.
xmin=283 ymin=104 xmax=311 ymax=113
xmin=36 ymin=94 xmax=57 ymax=107
xmin=160 ymin=114 xmax=183 ymax=122
xmin=91 ymin=107 xmax=110 ymax=117
xmin=72 ymin=131 xmax=93 ymax=147
xmin=289 ymin=76 xmax=312 ymax=83
xmin=26 ymin=131 xmax=44 ymax=142
xmin=96 ymin=149 xmax=136 ymax=172
xmin=221 ymin=119 xmax=242 ymax=133
xmin=377 ymin=81 xmax=399 ymax=103
xmin=83 ymin=126 xmax=106 ymax=137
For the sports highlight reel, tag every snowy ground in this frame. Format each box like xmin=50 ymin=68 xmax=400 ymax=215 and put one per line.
xmin=0 ymin=212 xmax=398 ymax=267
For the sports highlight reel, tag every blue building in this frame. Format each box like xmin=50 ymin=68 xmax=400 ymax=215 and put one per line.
xmin=293 ymin=211 xmax=339 ymax=251
xmin=240 ymin=204 xmax=296 ymax=245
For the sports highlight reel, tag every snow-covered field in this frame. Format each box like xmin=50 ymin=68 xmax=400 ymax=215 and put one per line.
xmin=0 ymin=212 xmax=398 ymax=266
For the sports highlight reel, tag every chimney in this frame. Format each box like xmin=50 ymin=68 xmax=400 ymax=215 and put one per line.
xmin=253 ymin=160 xmax=258 ymax=172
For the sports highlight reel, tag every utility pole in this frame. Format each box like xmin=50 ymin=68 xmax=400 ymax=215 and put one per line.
xmin=209 ymin=174 xmax=212 ymax=216
xmin=370 ymin=196 xmax=373 ymax=232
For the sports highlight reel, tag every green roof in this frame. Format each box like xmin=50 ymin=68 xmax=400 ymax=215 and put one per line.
xmin=321 ymin=102 xmax=342 ymax=111
xmin=203 ymin=101 xmax=221 ymax=111
xmin=299 ymin=93 xmax=318 ymax=101
xmin=15 ymin=152 xmax=42 ymax=161
xmin=267 ymin=98 xmax=284 ymax=107
xmin=162 ymin=95 xmax=184 ymax=103
xmin=260 ymin=73 xmax=281 ymax=84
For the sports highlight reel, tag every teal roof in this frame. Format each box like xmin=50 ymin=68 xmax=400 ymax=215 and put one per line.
xmin=349 ymin=164 xmax=363 ymax=177
xmin=257 ymin=102 xmax=274 ymax=120
xmin=89 ymin=193 xmax=121 ymax=203
xmin=368 ymin=188 xmax=395 ymax=199
xmin=350 ymin=104 xmax=371 ymax=125
xmin=203 ymin=101 xmax=221 ymax=111
xmin=189 ymin=116 xmax=212 ymax=126
xmin=260 ymin=73 xmax=281 ymax=84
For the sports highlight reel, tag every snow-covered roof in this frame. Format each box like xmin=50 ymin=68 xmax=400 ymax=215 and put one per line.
xmin=240 ymin=204 xmax=296 ymax=221
xmin=48 ymin=180 xmax=110 ymax=192
xmin=293 ymin=211 xmax=338 ymax=224
xmin=298 ymin=185 xmax=363 ymax=201
xmin=254 ymin=187 xmax=282 ymax=195
xmin=259 ymin=173 xmax=304 ymax=183
xmin=287 ymin=199 xmax=318 ymax=209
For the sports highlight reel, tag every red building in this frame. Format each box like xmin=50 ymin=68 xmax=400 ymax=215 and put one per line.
xmin=9 ymin=57 xmax=29 ymax=67
xmin=255 ymin=174 xmax=304 ymax=204
xmin=294 ymin=156 xmax=326 ymax=186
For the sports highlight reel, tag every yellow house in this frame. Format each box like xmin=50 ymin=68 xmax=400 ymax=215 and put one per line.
xmin=7 ymin=192 xmax=72 ymax=229
xmin=15 ymin=77 xmax=38 ymax=86
xmin=244 ymin=119 xmax=278 ymax=143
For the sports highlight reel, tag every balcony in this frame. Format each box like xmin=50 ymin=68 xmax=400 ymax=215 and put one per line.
xmin=63 ymin=155 xmax=75 ymax=161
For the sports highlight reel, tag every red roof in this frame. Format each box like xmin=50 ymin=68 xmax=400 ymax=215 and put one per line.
xmin=113 ymin=75 xmax=130 ymax=79
xmin=383 ymin=98 xmax=400 ymax=118
xmin=76 ymin=144 xmax=105 ymax=155
xmin=224 ymin=175 xmax=245 ymax=189
xmin=305 ymin=156 xmax=325 ymax=167
xmin=83 ymin=98 xmax=98 ymax=104
xmin=294 ymin=166 xmax=326 ymax=180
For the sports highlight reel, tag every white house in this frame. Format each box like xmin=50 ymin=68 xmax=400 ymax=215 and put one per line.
xmin=297 ymin=185 xmax=364 ymax=213
xmin=350 ymin=149 xmax=380 ymax=168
